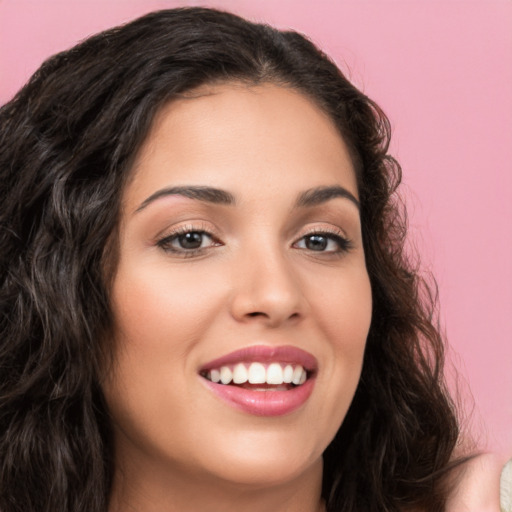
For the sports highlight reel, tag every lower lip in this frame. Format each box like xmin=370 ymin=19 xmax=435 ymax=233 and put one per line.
xmin=202 ymin=377 xmax=316 ymax=416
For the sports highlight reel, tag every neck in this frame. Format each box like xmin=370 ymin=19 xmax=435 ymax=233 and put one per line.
xmin=108 ymin=455 xmax=325 ymax=512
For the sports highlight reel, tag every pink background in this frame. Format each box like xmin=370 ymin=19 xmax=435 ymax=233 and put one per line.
xmin=1 ymin=0 xmax=510 ymax=456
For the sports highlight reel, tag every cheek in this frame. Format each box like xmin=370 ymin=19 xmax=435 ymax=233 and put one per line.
xmin=306 ymin=265 xmax=372 ymax=428
xmin=309 ymin=263 xmax=372 ymax=353
xmin=103 ymin=263 xmax=228 ymax=458
xmin=328 ymin=282 xmax=372 ymax=359
xmin=104 ymin=262 xmax=226 ymax=418
xmin=110 ymin=260 xmax=225 ymax=354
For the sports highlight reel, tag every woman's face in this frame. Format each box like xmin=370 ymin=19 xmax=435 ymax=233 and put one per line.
xmin=104 ymin=83 xmax=372 ymax=491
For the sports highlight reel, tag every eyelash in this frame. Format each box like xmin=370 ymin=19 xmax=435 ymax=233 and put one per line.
xmin=293 ymin=228 xmax=353 ymax=255
xmin=156 ymin=225 xmax=353 ymax=257
xmin=156 ymin=224 xmax=220 ymax=258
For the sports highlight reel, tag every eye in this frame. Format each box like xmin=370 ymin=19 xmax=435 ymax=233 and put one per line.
xmin=174 ymin=231 xmax=209 ymax=250
xmin=294 ymin=232 xmax=352 ymax=253
xmin=157 ymin=228 xmax=220 ymax=255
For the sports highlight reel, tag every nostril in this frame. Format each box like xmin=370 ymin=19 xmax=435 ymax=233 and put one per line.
xmin=247 ymin=311 xmax=268 ymax=318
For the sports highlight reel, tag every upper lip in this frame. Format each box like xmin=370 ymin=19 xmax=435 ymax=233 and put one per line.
xmin=199 ymin=345 xmax=318 ymax=372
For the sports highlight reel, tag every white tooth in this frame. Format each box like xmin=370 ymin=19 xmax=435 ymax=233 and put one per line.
xmin=283 ymin=365 xmax=294 ymax=383
xmin=232 ymin=363 xmax=248 ymax=384
xmin=248 ymin=362 xmax=266 ymax=384
xmin=299 ymin=369 xmax=307 ymax=385
xmin=292 ymin=365 xmax=304 ymax=385
xmin=266 ymin=363 xmax=284 ymax=385
xmin=220 ymin=366 xmax=233 ymax=385
xmin=210 ymin=369 xmax=221 ymax=383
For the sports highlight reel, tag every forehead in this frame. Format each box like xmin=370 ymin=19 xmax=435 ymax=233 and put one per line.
xmin=126 ymin=82 xmax=358 ymax=209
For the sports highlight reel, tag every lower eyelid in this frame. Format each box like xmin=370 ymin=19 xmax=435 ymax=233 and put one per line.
xmin=293 ymin=232 xmax=338 ymax=249
xmin=156 ymin=227 xmax=218 ymax=251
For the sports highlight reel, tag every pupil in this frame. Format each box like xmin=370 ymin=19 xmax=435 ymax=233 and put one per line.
xmin=179 ymin=232 xmax=203 ymax=249
xmin=306 ymin=235 xmax=327 ymax=251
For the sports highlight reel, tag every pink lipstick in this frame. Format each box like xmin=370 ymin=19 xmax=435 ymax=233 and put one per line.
xmin=199 ymin=345 xmax=317 ymax=416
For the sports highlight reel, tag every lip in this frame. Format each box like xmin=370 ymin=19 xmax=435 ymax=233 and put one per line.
xmin=199 ymin=345 xmax=318 ymax=416
xmin=199 ymin=345 xmax=318 ymax=372
xmin=202 ymin=377 xmax=316 ymax=416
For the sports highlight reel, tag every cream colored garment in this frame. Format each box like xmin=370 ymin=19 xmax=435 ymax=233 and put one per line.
xmin=501 ymin=458 xmax=512 ymax=512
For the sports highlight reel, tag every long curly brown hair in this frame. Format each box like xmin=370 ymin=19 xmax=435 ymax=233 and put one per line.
xmin=0 ymin=7 xmax=465 ymax=512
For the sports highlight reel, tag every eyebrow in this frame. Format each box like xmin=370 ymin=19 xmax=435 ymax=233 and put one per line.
xmin=296 ymin=186 xmax=360 ymax=210
xmin=135 ymin=184 xmax=359 ymax=213
xmin=135 ymin=186 xmax=236 ymax=212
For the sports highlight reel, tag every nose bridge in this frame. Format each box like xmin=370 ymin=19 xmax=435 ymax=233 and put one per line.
xmin=230 ymin=232 xmax=303 ymax=326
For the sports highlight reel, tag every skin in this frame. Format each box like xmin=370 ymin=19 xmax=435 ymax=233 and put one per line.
xmin=104 ymin=83 xmax=372 ymax=512
xmin=447 ymin=453 xmax=504 ymax=512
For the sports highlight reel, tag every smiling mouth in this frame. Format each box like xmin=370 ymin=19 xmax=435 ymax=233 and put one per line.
xmin=200 ymin=362 xmax=309 ymax=390
xmin=199 ymin=346 xmax=317 ymax=416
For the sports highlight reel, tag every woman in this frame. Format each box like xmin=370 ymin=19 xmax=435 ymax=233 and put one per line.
xmin=0 ymin=7 xmax=500 ymax=512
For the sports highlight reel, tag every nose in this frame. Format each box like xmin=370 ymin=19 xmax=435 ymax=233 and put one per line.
xmin=229 ymin=244 xmax=304 ymax=328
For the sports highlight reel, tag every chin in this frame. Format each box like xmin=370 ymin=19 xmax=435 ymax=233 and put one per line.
xmin=202 ymin=451 xmax=322 ymax=489
xmin=185 ymin=424 xmax=327 ymax=488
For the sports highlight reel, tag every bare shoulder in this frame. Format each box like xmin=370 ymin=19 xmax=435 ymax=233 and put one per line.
xmin=446 ymin=453 xmax=505 ymax=512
